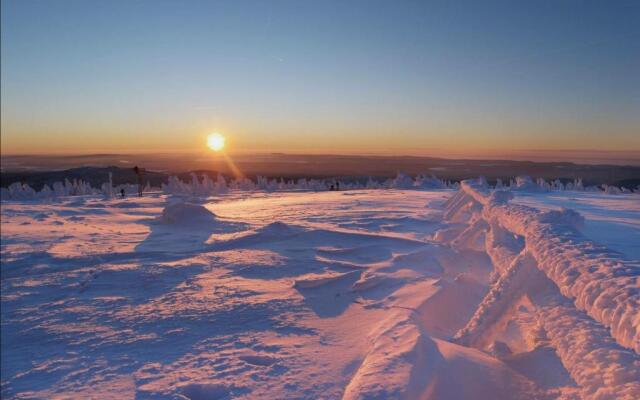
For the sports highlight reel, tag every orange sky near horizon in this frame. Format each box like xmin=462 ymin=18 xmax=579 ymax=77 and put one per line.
xmin=2 ymin=1 xmax=639 ymax=161
xmin=2 ymin=121 xmax=638 ymax=157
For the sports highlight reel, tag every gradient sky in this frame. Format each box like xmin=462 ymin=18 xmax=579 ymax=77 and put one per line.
xmin=1 ymin=0 xmax=639 ymax=156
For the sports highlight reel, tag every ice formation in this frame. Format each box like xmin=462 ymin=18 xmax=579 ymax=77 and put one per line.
xmin=451 ymin=179 xmax=640 ymax=399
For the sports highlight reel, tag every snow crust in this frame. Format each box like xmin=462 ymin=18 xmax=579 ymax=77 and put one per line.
xmin=1 ymin=183 xmax=638 ymax=399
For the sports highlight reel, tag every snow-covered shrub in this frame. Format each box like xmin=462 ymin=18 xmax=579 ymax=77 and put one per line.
xmin=386 ymin=173 xmax=415 ymax=189
xmin=414 ymin=174 xmax=445 ymax=189
xmin=602 ymin=184 xmax=622 ymax=195
xmin=511 ymin=176 xmax=546 ymax=192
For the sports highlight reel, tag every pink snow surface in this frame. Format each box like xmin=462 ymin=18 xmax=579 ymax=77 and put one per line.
xmin=454 ymin=180 xmax=640 ymax=399
xmin=1 ymin=186 xmax=638 ymax=399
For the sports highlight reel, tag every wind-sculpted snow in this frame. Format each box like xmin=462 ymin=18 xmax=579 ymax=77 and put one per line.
xmin=534 ymin=277 xmax=640 ymax=400
xmin=160 ymin=202 xmax=218 ymax=224
xmin=2 ymin=185 xmax=638 ymax=399
xmin=455 ymin=251 xmax=640 ymax=399
xmin=344 ymin=310 xmax=543 ymax=400
xmin=451 ymin=180 xmax=640 ymax=399
xmin=459 ymin=180 xmax=640 ymax=354
xmin=455 ymin=252 xmax=539 ymax=349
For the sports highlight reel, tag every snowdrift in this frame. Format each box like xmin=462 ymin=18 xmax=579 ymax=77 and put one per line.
xmin=2 ymin=184 xmax=638 ymax=399
xmin=160 ymin=202 xmax=217 ymax=225
xmin=449 ymin=179 xmax=640 ymax=399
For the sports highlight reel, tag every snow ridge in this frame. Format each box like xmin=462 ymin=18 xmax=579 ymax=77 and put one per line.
xmin=460 ymin=180 xmax=639 ymax=354
xmin=451 ymin=180 xmax=640 ymax=399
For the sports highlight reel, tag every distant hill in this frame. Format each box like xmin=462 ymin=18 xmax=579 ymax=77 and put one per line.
xmin=1 ymin=156 xmax=639 ymax=190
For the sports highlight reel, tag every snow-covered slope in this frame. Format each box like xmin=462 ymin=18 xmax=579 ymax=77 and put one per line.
xmin=1 ymin=187 xmax=638 ymax=399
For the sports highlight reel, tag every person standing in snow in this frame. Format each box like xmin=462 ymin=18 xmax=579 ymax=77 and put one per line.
xmin=120 ymin=188 xmax=126 ymax=199
xmin=133 ymin=166 xmax=143 ymax=197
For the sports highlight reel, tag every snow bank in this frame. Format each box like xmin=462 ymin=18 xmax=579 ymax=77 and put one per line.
xmin=448 ymin=180 xmax=640 ymax=399
xmin=459 ymin=180 xmax=639 ymax=354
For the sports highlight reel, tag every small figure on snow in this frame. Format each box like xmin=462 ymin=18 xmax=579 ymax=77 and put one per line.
xmin=133 ymin=166 xmax=144 ymax=197
xmin=335 ymin=181 xmax=340 ymax=191
xmin=120 ymin=188 xmax=126 ymax=199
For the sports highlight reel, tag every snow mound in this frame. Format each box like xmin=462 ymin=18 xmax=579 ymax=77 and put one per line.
xmin=160 ymin=202 xmax=217 ymax=225
xmin=255 ymin=221 xmax=301 ymax=237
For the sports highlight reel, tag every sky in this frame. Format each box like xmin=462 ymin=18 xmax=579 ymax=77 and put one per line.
xmin=1 ymin=0 xmax=639 ymax=159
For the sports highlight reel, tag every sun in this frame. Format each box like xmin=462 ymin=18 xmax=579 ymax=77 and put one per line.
xmin=207 ymin=133 xmax=225 ymax=151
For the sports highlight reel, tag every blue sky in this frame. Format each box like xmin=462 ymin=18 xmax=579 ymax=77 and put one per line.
xmin=2 ymin=0 xmax=639 ymax=155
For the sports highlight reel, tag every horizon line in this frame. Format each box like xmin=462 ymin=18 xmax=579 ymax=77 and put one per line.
xmin=2 ymin=149 xmax=640 ymax=168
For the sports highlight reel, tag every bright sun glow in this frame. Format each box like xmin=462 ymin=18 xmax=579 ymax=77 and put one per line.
xmin=207 ymin=133 xmax=225 ymax=151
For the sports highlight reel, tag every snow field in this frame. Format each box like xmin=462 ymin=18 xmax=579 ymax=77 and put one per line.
xmin=1 ymin=184 xmax=638 ymax=399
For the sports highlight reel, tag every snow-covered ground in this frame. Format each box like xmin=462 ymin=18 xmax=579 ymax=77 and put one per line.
xmin=511 ymin=192 xmax=640 ymax=260
xmin=1 ymin=187 xmax=638 ymax=399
